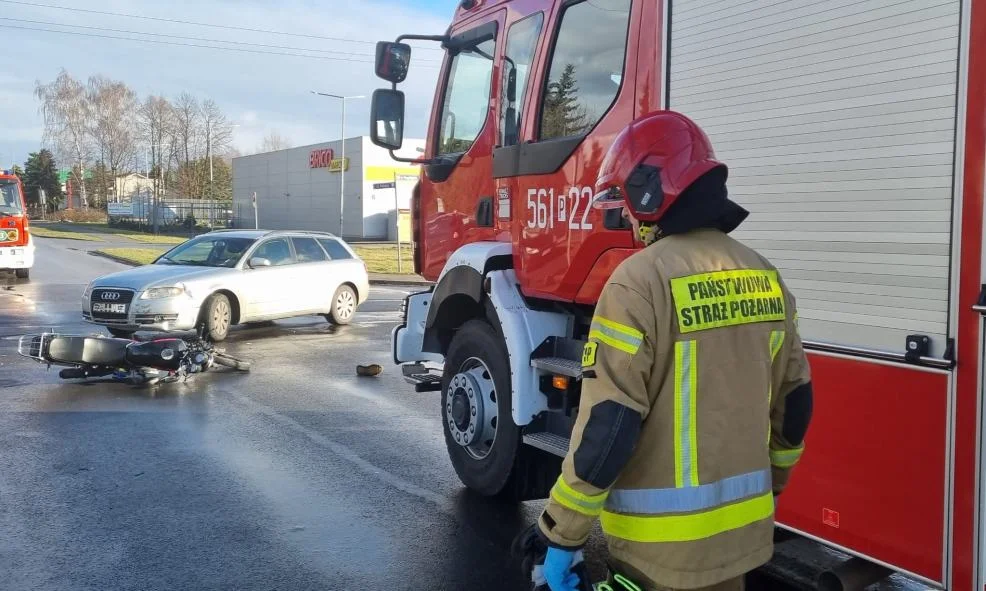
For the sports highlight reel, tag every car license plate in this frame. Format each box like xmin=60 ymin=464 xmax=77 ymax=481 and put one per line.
xmin=92 ymin=302 xmax=127 ymax=314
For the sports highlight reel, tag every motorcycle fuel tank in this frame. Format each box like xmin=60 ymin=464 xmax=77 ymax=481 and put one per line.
xmin=124 ymin=338 xmax=188 ymax=371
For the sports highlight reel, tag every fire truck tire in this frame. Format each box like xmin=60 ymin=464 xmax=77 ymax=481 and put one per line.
xmin=442 ymin=319 xmax=558 ymax=502
xmin=15 ymin=268 xmax=28 ymax=279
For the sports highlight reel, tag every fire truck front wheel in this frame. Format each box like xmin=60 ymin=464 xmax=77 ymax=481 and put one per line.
xmin=15 ymin=269 xmax=28 ymax=279
xmin=442 ymin=319 xmax=556 ymax=502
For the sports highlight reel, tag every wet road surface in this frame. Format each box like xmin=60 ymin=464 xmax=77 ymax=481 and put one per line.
xmin=0 ymin=238 xmax=926 ymax=591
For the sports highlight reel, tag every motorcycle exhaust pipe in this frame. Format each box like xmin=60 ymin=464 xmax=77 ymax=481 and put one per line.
xmin=59 ymin=367 xmax=114 ymax=380
xmin=817 ymin=557 xmax=893 ymax=591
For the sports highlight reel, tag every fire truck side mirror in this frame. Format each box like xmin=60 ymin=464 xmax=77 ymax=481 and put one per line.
xmin=371 ymin=89 xmax=406 ymax=151
xmin=375 ymin=41 xmax=412 ymax=84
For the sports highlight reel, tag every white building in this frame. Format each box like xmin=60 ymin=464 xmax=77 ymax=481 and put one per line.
xmin=231 ymin=136 xmax=424 ymax=240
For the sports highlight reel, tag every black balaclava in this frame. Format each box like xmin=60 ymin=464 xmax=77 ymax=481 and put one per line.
xmin=638 ymin=168 xmax=749 ymax=245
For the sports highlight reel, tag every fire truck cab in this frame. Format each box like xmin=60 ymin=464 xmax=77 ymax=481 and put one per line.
xmin=371 ymin=0 xmax=986 ymax=588
xmin=0 ymin=170 xmax=34 ymax=280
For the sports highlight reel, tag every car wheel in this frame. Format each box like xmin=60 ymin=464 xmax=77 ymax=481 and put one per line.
xmin=199 ymin=292 xmax=232 ymax=341
xmin=326 ymin=285 xmax=357 ymax=325
xmin=15 ymin=269 xmax=29 ymax=279
xmin=107 ymin=328 xmax=134 ymax=339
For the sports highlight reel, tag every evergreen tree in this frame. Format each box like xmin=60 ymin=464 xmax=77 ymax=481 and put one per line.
xmin=22 ymin=150 xmax=63 ymax=210
xmin=542 ymin=64 xmax=590 ymax=138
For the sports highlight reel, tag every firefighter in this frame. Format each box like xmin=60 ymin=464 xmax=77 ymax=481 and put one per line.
xmin=517 ymin=111 xmax=814 ymax=591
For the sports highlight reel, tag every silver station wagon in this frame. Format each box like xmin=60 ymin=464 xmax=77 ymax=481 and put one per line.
xmin=82 ymin=229 xmax=370 ymax=341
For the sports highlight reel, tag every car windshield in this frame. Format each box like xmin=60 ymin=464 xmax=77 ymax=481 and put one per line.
xmin=0 ymin=180 xmax=24 ymax=215
xmin=157 ymin=236 xmax=256 ymax=268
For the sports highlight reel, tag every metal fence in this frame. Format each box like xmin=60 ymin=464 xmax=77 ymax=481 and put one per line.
xmin=112 ymin=198 xmax=233 ymax=231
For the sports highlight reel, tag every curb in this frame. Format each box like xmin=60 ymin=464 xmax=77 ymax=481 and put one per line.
xmin=370 ymin=278 xmax=433 ymax=287
xmin=89 ymin=251 xmax=142 ymax=266
xmin=89 ymin=251 xmax=434 ymax=288
xmin=32 ymin=233 xmax=104 ymax=242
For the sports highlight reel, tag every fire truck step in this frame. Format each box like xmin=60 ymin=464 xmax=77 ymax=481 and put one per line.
xmin=523 ymin=431 xmax=571 ymax=457
xmin=401 ymin=363 xmax=444 ymax=392
xmin=531 ymin=356 xmax=583 ymax=378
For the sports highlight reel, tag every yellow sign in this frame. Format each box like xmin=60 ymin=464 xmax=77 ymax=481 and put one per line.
xmin=670 ymin=269 xmax=785 ymax=333
xmin=328 ymin=157 xmax=350 ymax=173
xmin=582 ymin=342 xmax=598 ymax=367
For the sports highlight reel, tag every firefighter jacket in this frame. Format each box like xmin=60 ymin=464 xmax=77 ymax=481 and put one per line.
xmin=537 ymin=228 xmax=812 ymax=589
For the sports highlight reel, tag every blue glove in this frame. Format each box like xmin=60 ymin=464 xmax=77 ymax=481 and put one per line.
xmin=543 ymin=546 xmax=582 ymax=591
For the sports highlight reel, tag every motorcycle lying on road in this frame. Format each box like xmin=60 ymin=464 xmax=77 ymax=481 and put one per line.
xmin=17 ymin=331 xmax=250 ymax=385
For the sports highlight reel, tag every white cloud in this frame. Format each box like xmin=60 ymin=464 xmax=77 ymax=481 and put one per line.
xmin=1 ymin=0 xmax=452 ymax=166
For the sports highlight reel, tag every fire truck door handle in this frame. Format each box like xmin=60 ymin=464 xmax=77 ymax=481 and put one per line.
xmin=974 ymin=284 xmax=986 ymax=314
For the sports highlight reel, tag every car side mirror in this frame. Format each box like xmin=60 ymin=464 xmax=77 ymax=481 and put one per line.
xmin=249 ymin=257 xmax=271 ymax=268
xmin=370 ymin=88 xmax=406 ymax=151
xmin=375 ymin=41 xmax=411 ymax=83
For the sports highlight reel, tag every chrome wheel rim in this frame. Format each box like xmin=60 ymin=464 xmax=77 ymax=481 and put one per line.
xmin=446 ymin=357 xmax=498 ymax=460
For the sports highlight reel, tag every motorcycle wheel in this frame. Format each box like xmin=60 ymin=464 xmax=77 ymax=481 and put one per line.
xmin=212 ymin=352 xmax=250 ymax=371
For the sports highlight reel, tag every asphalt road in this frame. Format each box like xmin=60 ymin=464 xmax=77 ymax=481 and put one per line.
xmin=0 ymin=238 xmax=924 ymax=591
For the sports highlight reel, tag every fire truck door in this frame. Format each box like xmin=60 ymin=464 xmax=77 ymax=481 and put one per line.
xmin=419 ymin=11 xmax=505 ymax=261
xmin=492 ymin=0 xmax=639 ymax=301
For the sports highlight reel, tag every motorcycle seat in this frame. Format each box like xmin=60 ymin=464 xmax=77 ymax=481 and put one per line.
xmin=46 ymin=336 xmax=129 ymax=366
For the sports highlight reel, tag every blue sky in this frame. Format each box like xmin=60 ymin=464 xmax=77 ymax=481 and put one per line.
xmin=0 ymin=0 xmax=460 ymax=168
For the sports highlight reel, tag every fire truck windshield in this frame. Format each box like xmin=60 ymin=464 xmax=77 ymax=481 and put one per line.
xmin=0 ymin=180 xmax=24 ymax=214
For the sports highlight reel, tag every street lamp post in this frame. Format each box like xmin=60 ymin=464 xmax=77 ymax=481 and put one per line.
xmin=311 ymin=91 xmax=365 ymax=237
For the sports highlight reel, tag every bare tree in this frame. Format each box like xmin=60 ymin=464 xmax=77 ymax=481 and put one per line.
xmin=171 ymin=92 xmax=201 ymax=197
xmin=88 ymin=75 xmax=138 ymax=203
xmin=35 ymin=69 xmax=92 ymax=207
xmin=200 ymin=99 xmax=233 ymax=199
xmin=259 ymin=130 xmax=292 ymax=153
xmin=140 ymin=95 xmax=175 ymax=201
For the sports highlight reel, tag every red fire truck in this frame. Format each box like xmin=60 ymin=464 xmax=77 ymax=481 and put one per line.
xmin=0 ymin=170 xmax=33 ymax=279
xmin=371 ymin=0 xmax=985 ymax=588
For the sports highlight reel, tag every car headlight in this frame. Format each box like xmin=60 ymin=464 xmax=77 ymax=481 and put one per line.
xmin=141 ymin=285 xmax=186 ymax=299
xmin=82 ymin=281 xmax=94 ymax=299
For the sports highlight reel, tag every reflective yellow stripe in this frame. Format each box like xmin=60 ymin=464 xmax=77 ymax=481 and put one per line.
xmin=674 ymin=340 xmax=699 ymax=488
xmin=590 ymin=330 xmax=639 ymax=354
xmin=600 ymin=492 xmax=774 ymax=543
xmin=770 ymin=444 xmax=804 ymax=468
xmin=770 ymin=330 xmax=786 ymax=361
xmin=767 ymin=330 xmax=785 ymax=442
xmin=670 ymin=269 xmax=786 ymax=334
xmin=594 ymin=316 xmax=644 ymax=340
xmin=550 ymin=476 xmax=608 ymax=516
xmin=589 ymin=317 xmax=644 ymax=355
xmin=770 ymin=443 xmax=805 ymax=468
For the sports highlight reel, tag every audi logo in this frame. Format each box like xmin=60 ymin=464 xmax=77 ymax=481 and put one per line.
xmin=100 ymin=292 xmax=121 ymax=301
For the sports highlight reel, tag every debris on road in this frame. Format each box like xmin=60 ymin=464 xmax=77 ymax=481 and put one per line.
xmin=356 ymin=364 xmax=382 ymax=377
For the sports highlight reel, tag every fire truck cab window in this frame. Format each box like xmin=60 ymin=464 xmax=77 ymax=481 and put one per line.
xmin=500 ymin=13 xmax=544 ymax=147
xmin=437 ymin=37 xmax=496 ymax=156
xmin=539 ymin=0 xmax=631 ymax=140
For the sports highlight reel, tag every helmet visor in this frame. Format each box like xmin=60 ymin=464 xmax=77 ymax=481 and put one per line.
xmin=591 ymin=187 xmax=627 ymax=211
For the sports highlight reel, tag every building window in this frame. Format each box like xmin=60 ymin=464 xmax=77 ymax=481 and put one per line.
xmin=500 ymin=13 xmax=544 ymax=147
xmin=437 ymin=37 xmax=497 ymax=155
xmin=539 ymin=0 xmax=631 ymax=140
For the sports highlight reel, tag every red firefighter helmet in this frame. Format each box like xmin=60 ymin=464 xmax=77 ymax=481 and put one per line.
xmin=593 ymin=111 xmax=727 ymax=223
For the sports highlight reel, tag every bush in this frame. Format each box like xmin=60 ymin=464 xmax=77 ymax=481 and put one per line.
xmin=52 ymin=208 xmax=108 ymax=223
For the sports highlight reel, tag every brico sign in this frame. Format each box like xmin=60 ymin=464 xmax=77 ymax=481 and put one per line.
xmin=309 ymin=148 xmax=335 ymax=169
